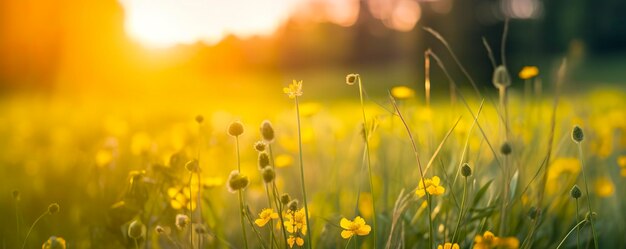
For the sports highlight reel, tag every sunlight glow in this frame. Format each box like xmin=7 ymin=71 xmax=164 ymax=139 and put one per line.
xmin=120 ymin=0 xmax=303 ymax=48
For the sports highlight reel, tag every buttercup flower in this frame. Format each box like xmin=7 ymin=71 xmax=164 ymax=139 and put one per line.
xmin=284 ymin=208 xmax=307 ymax=235
xmin=415 ymin=176 xmax=446 ymax=198
xmin=339 ymin=216 xmax=371 ymax=239
xmin=474 ymin=231 xmax=519 ymax=249
xmin=287 ymin=235 xmax=304 ymax=248
xmin=437 ymin=242 xmax=460 ymax=249
xmin=255 ymin=208 xmax=279 ymax=227
xmin=283 ymin=80 xmax=303 ymax=99
xmin=42 ymin=236 xmax=66 ymax=249
xmin=518 ymin=66 xmax=539 ymax=80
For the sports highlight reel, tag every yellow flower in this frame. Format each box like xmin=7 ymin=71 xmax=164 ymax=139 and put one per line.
xmin=283 ymin=80 xmax=303 ymax=99
xmin=339 ymin=216 xmax=371 ymax=239
xmin=255 ymin=208 xmax=279 ymax=227
xmin=474 ymin=231 xmax=519 ymax=249
xmin=275 ymin=154 xmax=294 ymax=168
xmin=42 ymin=236 xmax=66 ymax=249
xmin=518 ymin=66 xmax=539 ymax=80
xmin=95 ymin=149 xmax=113 ymax=167
xmin=287 ymin=235 xmax=304 ymax=248
xmin=437 ymin=242 xmax=460 ymax=249
xmin=594 ymin=177 xmax=615 ymax=197
xmin=415 ymin=176 xmax=446 ymax=198
xmin=284 ymin=208 xmax=307 ymax=235
xmin=391 ymin=86 xmax=416 ymax=100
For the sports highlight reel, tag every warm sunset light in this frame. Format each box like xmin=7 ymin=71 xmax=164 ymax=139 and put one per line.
xmin=120 ymin=0 xmax=303 ymax=48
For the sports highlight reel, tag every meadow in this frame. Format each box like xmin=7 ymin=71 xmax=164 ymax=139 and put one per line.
xmin=2 ymin=32 xmax=626 ymax=249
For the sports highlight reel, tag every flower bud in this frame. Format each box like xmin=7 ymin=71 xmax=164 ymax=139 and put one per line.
xmin=176 ymin=214 xmax=190 ymax=230
xmin=572 ymin=125 xmax=584 ymax=143
xmin=346 ymin=74 xmax=359 ymax=85
xmin=585 ymin=211 xmax=597 ymax=221
xmin=12 ymin=190 xmax=20 ymax=201
xmin=527 ymin=206 xmax=539 ymax=220
xmin=492 ymin=65 xmax=511 ymax=88
xmin=570 ymin=185 xmax=582 ymax=199
xmin=227 ymin=170 xmax=249 ymax=192
xmin=48 ymin=203 xmax=60 ymax=215
xmin=42 ymin=236 xmax=66 ymax=249
xmin=260 ymin=120 xmax=275 ymax=143
xmin=287 ymin=199 xmax=299 ymax=212
xmin=500 ymin=142 xmax=512 ymax=155
xmin=128 ymin=220 xmax=146 ymax=239
xmin=254 ymin=141 xmax=266 ymax=152
xmin=280 ymin=194 xmax=291 ymax=205
xmin=185 ymin=159 xmax=200 ymax=173
xmin=262 ymin=167 xmax=276 ymax=183
xmin=195 ymin=115 xmax=204 ymax=124
xmin=258 ymin=152 xmax=270 ymax=170
xmin=461 ymin=163 xmax=472 ymax=177
xmin=227 ymin=121 xmax=244 ymax=137
xmin=155 ymin=225 xmax=165 ymax=234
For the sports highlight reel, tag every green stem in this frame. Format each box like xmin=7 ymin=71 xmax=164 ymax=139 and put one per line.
xmin=577 ymin=143 xmax=598 ymax=249
xmin=21 ymin=211 xmax=48 ymax=249
xmin=265 ymin=184 xmax=275 ymax=249
xmin=135 ymin=238 xmax=139 ymax=249
xmin=343 ymin=236 xmax=353 ymax=249
xmin=452 ymin=177 xmax=468 ymax=242
xmin=556 ymin=220 xmax=587 ymax=249
xmin=576 ymin=199 xmax=580 ymax=249
xmin=236 ymin=136 xmax=241 ymax=172
xmin=238 ymin=190 xmax=250 ymax=249
xmin=189 ymin=173 xmax=194 ymax=249
xmin=294 ymin=96 xmax=313 ymax=249
xmin=357 ymin=76 xmax=378 ymax=248
xmin=15 ymin=200 xmax=20 ymax=243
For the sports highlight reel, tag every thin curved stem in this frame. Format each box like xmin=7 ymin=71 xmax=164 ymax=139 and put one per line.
xmin=134 ymin=238 xmax=139 ymax=249
xmin=452 ymin=177 xmax=468 ymax=242
xmin=577 ymin=143 xmax=598 ymax=249
xmin=238 ymin=190 xmax=250 ymax=249
xmin=357 ymin=76 xmax=378 ymax=248
xmin=576 ymin=199 xmax=580 ymax=249
xmin=21 ymin=211 xmax=48 ymax=249
xmin=294 ymin=96 xmax=313 ymax=249
xmin=556 ymin=220 xmax=587 ymax=249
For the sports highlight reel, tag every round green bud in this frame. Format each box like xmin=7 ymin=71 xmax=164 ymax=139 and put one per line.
xmin=572 ymin=125 xmax=584 ymax=143
xmin=527 ymin=206 xmax=539 ymax=220
xmin=500 ymin=142 xmax=512 ymax=155
xmin=258 ymin=152 xmax=270 ymax=170
xmin=227 ymin=121 xmax=244 ymax=137
xmin=48 ymin=203 xmax=60 ymax=215
xmin=280 ymin=193 xmax=291 ymax=205
xmin=262 ymin=167 xmax=276 ymax=183
xmin=492 ymin=65 xmax=511 ymax=88
xmin=570 ymin=185 xmax=582 ymax=199
xmin=227 ymin=170 xmax=249 ymax=192
xmin=128 ymin=220 xmax=146 ymax=239
xmin=585 ymin=211 xmax=597 ymax=221
xmin=461 ymin=163 xmax=472 ymax=177
xmin=260 ymin=120 xmax=275 ymax=143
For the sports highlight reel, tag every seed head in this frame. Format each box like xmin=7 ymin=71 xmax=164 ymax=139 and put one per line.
xmin=254 ymin=141 xmax=266 ymax=152
xmin=227 ymin=170 xmax=249 ymax=192
xmin=500 ymin=142 xmax=512 ymax=155
xmin=287 ymin=199 xmax=299 ymax=212
xmin=128 ymin=220 xmax=146 ymax=239
xmin=262 ymin=167 xmax=276 ymax=183
xmin=461 ymin=163 xmax=472 ymax=177
xmin=176 ymin=214 xmax=190 ymax=230
xmin=195 ymin=115 xmax=204 ymax=124
xmin=258 ymin=152 xmax=270 ymax=170
xmin=185 ymin=159 xmax=200 ymax=173
xmin=48 ymin=203 xmax=60 ymax=215
xmin=155 ymin=225 xmax=165 ymax=234
xmin=572 ymin=125 xmax=584 ymax=143
xmin=346 ymin=74 xmax=359 ymax=85
xmin=280 ymin=193 xmax=291 ymax=205
xmin=260 ymin=120 xmax=275 ymax=143
xmin=194 ymin=224 xmax=207 ymax=234
xmin=227 ymin=121 xmax=244 ymax=137
xmin=570 ymin=185 xmax=582 ymax=199
xmin=492 ymin=65 xmax=511 ymax=88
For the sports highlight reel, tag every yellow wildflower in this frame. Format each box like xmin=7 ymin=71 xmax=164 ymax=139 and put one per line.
xmin=391 ymin=86 xmax=416 ymax=100
xmin=287 ymin=235 xmax=304 ymax=248
xmin=255 ymin=208 xmax=279 ymax=227
xmin=95 ymin=149 xmax=113 ymax=167
xmin=594 ymin=177 xmax=615 ymax=197
xmin=415 ymin=176 xmax=446 ymax=198
xmin=518 ymin=66 xmax=539 ymax=80
xmin=339 ymin=216 xmax=371 ymax=239
xmin=474 ymin=231 xmax=519 ymax=249
xmin=283 ymin=80 xmax=303 ymax=99
xmin=275 ymin=154 xmax=294 ymax=168
xmin=618 ymin=155 xmax=626 ymax=168
xmin=437 ymin=242 xmax=460 ymax=249
xmin=284 ymin=208 xmax=307 ymax=235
